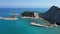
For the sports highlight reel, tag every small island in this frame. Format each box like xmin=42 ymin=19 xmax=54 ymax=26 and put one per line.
xmin=21 ymin=6 xmax=60 ymax=27
xmin=0 ymin=12 xmax=18 ymax=20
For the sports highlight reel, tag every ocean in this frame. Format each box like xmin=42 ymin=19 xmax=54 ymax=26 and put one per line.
xmin=0 ymin=8 xmax=60 ymax=34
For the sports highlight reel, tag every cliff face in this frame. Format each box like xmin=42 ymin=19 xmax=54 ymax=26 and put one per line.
xmin=40 ymin=6 xmax=60 ymax=25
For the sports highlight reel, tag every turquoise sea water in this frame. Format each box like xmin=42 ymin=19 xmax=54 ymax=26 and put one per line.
xmin=0 ymin=8 xmax=60 ymax=34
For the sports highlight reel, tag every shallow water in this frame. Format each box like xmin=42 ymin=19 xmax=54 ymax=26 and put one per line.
xmin=0 ymin=8 xmax=60 ymax=34
xmin=0 ymin=18 xmax=60 ymax=34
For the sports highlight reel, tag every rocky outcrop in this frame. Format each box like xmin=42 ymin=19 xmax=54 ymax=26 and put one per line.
xmin=40 ymin=6 xmax=60 ymax=25
xmin=21 ymin=6 xmax=60 ymax=25
xmin=21 ymin=11 xmax=34 ymax=17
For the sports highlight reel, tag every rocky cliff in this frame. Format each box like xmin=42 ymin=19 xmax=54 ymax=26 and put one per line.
xmin=21 ymin=6 xmax=60 ymax=25
xmin=40 ymin=6 xmax=60 ymax=25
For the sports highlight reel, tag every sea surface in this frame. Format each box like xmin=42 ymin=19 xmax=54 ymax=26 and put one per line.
xmin=0 ymin=8 xmax=60 ymax=34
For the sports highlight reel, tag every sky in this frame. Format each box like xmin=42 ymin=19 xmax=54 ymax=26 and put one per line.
xmin=0 ymin=0 xmax=60 ymax=8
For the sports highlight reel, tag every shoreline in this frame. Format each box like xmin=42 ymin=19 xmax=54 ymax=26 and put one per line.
xmin=30 ymin=22 xmax=58 ymax=28
xmin=30 ymin=22 xmax=49 ymax=28
xmin=21 ymin=16 xmax=34 ymax=18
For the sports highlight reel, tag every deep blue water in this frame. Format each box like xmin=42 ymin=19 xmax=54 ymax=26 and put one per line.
xmin=0 ymin=8 xmax=60 ymax=34
xmin=0 ymin=8 xmax=48 ymax=17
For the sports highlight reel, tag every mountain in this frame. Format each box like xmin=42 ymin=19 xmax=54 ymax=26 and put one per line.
xmin=40 ymin=6 xmax=60 ymax=25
